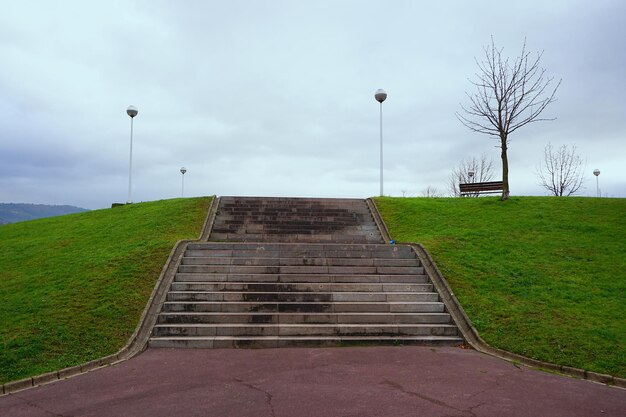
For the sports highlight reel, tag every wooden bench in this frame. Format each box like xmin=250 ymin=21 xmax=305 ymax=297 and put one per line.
xmin=459 ymin=181 xmax=504 ymax=196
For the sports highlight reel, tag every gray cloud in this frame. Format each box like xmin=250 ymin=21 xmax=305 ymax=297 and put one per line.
xmin=1 ymin=0 xmax=624 ymax=208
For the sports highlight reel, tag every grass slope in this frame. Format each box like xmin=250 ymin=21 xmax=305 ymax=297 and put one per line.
xmin=0 ymin=197 xmax=211 ymax=383
xmin=375 ymin=196 xmax=625 ymax=378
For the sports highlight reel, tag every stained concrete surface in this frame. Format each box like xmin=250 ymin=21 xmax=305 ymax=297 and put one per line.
xmin=1 ymin=346 xmax=624 ymax=417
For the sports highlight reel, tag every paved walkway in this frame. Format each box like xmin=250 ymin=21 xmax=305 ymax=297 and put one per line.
xmin=1 ymin=346 xmax=624 ymax=417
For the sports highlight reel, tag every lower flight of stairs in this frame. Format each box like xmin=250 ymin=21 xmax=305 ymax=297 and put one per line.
xmin=149 ymin=242 xmax=463 ymax=348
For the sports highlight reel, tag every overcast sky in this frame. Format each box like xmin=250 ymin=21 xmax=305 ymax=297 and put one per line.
xmin=1 ymin=0 xmax=624 ymax=209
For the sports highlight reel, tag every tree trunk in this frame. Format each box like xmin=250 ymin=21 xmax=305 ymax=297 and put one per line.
xmin=501 ymin=135 xmax=510 ymax=200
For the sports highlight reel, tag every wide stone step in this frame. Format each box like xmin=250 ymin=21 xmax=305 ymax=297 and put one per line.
xmin=174 ymin=273 xmax=431 ymax=284
xmin=152 ymin=323 xmax=459 ymax=337
xmin=216 ymin=208 xmax=370 ymax=212
xmin=180 ymin=257 xmax=419 ymax=267
xmin=209 ymin=231 xmax=376 ymax=237
xmin=209 ymin=233 xmax=381 ymax=243
xmin=220 ymin=196 xmax=365 ymax=201
xmin=216 ymin=205 xmax=373 ymax=211
xmin=219 ymin=203 xmax=370 ymax=209
xmin=212 ymin=230 xmax=379 ymax=237
xmin=215 ymin=207 xmax=373 ymax=212
xmin=213 ymin=221 xmax=378 ymax=228
xmin=219 ymin=204 xmax=371 ymax=208
xmin=215 ymin=218 xmax=372 ymax=224
xmin=217 ymin=207 xmax=371 ymax=213
xmin=188 ymin=242 xmax=411 ymax=252
xmin=166 ymin=291 xmax=440 ymax=303
xmin=177 ymin=265 xmax=424 ymax=275
xmin=212 ymin=229 xmax=373 ymax=235
xmin=162 ymin=301 xmax=445 ymax=313
xmin=148 ymin=335 xmax=464 ymax=348
xmin=157 ymin=312 xmax=454 ymax=325
xmin=217 ymin=205 xmax=373 ymax=210
xmin=170 ymin=282 xmax=434 ymax=293
xmin=212 ymin=224 xmax=376 ymax=231
xmin=215 ymin=212 xmax=372 ymax=218
xmin=185 ymin=249 xmax=415 ymax=259
xmin=222 ymin=226 xmax=376 ymax=231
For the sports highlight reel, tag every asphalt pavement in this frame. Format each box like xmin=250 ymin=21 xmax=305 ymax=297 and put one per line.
xmin=1 ymin=346 xmax=624 ymax=417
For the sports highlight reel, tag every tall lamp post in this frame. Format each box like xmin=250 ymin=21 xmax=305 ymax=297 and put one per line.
xmin=468 ymin=170 xmax=475 ymax=183
xmin=374 ymin=89 xmax=387 ymax=197
xmin=180 ymin=167 xmax=187 ymax=198
xmin=593 ymin=169 xmax=600 ymax=197
xmin=126 ymin=105 xmax=138 ymax=203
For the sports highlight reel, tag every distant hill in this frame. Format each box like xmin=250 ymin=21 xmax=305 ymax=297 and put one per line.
xmin=0 ymin=203 xmax=89 ymax=224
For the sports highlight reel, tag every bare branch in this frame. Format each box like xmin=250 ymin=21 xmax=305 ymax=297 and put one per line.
xmin=449 ymin=153 xmax=494 ymax=197
xmin=458 ymin=37 xmax=560 ymax=200
xmin=536 ymin=143 xmax=586 ymax=196
xmin=420 ymin=185 xmax=442 ymax=198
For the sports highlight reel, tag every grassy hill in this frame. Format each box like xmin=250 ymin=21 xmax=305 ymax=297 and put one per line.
xmin=375 ymin=196 xmax=625 ymax=378
xmin=2 ymin=195 xmax=623 ymax=384
xmin=0 ymin=197 xmax=211 ymax=384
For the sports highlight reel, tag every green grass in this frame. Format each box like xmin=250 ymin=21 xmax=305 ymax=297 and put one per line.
xmin=375 ymin=196 xmax=626 ymax=378
xmin=0 ymin=197 xmax=211 ymax=383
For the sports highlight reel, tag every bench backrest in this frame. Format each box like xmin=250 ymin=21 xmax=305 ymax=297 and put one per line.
xmin=459 ymin=181 xmax=504 ymax=193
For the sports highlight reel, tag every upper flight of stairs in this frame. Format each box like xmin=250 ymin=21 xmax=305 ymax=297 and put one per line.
xmin=209 ymin=197 xmax=383 ymax=243
xmin=149 ymin=197 xmax=463 ymax=348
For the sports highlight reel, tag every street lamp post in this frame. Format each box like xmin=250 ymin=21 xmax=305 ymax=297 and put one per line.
xmin=180 ymin=167 xmax=187 ymax=198
xmin=374 ymin=89 xmax=387 ymax=197
xmin=593 ymin=169 xmax=600 ymax=198
xmin=126 ymin=105 xmax=138 ymax=203
xmin=468 ymin=171 xmax=475 ymax=183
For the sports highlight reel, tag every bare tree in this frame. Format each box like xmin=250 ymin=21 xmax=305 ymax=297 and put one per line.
xmin=420 ymin=186 xmax=442 ymax=198
xmin=457 ymin=37 xmax=561 ymax=200
xmin=449 ymin=153 xmax=494 ymax=197
xmin=536 ymin=143 xmax=585 ymax=196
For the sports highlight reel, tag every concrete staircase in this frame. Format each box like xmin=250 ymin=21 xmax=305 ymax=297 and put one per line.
xmin=209 ymin=197 xmax=382 ymax=243
xmin=149 ymin=197 xmax=462 ymax=348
